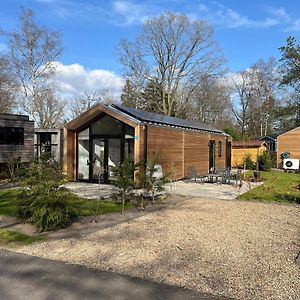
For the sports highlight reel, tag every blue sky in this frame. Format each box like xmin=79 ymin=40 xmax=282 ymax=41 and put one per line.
xmin=1 ymin=0 xmax=300 ymax=99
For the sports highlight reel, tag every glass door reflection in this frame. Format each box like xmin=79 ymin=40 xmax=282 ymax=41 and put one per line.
xmin=92 ymin=138 xmax=105 ymax=181
xmin=108 ymin=138 xmax=121 ymax=181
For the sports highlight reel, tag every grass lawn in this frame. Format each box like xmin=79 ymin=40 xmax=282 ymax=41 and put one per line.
xmin=70 ymin=196 xmax=134 ymax=216
xmin=240 ymin=171 xmax=300 ymax=203
xmin=0 ymin=229 xmax=43 ymax=246
xmin=0 ymin=189 xmax=22 ymax=216
xmin=0 ymin=188 xmax=134 ymax=217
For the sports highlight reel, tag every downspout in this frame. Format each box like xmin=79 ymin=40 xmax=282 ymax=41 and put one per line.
xmin=143 ymin=123 xmax=148 ymax=174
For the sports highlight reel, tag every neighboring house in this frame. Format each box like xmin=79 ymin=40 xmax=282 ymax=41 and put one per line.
xmin=34 ymin=128 xmax=63 ymax=162
xmin=259 ymin=135 xmax=277 ymax=152
xmin=0 ymin=114 xmax=34 ymax=165
xmin=63 ymin=104 xmax=232 ymax=183
xmin=277 ymin=126 xmax=300 ymax=168
xmin=231 ymin=140 xmax=267 ymax=167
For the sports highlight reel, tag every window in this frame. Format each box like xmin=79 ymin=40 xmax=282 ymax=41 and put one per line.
xmin=91 ymin=115 xmax=123 ymax=135
xmin=218 ymin=141 xmax=222 ymax=157
xmin=0 ymin=127 xmax=24 ymax=145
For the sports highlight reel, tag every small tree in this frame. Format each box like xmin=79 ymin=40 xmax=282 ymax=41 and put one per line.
xmin=144 ymin=152 xmax=169 ymax=204
xmin=111 ymin=156 xmax=141 ymax=214
xmin=17 ymin=159 xmax=76 ymax=232
xmin=242 ymin=153 xmax=255 ymax=170
xmin=257 ymin=151 xmax=273 ymax=171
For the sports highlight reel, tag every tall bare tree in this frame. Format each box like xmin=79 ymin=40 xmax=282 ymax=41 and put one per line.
xmin=230 ymin=58 xmax=279 ymax=139
xmin=70 ymin=91 xmax=100 ymax=119
xmin=188 ymin=76 xmax=231 ymax=128
xmin=118 ymin=12 xmax=224 ymax=117
xmin=0 ymin=57 xmax=17 ymax=113
xmin=5 ymin=8 xmax=63 ymax=121
xmin=33 ymin=87 xmax=64 ymax=128
xmin=230 ymin=71 xmax=254 ymax=138
xmin=248 ymin=58 xmax=278 ymax=137
xmin=70 ymin=90 xmax=116 ymax=119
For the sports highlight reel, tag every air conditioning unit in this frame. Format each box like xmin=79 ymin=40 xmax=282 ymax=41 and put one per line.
xmin=283 ymin=158 xmax=299 ymax=170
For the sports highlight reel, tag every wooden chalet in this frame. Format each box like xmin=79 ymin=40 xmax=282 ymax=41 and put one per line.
xmin=277 ymin=126 xmax=300 ymax=167
xmin=63 ymin=104 xmax=232 ymax=183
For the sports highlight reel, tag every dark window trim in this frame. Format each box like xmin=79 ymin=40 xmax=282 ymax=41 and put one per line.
xmin=218 ymin=141 xmax=222 ymax=157
xmin=0 ymin=126 xmax=24 ymax=145
xmin=76 ymin=112 xmax=135 ymax=183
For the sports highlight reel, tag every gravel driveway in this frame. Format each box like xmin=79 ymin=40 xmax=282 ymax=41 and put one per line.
xmin=9 ymin=198 xmax=300 ymax=300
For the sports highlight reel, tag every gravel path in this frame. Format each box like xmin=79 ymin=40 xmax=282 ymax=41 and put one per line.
xmin=6 ymin=198 xmax=300 ymax=300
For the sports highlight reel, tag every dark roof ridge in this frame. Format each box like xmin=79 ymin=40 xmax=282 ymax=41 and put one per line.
xmin=110 ymin=104 xmax=225 ymax=134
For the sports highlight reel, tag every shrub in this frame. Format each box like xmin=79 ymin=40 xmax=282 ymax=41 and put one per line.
xmin=17 ymin=190 xmax=76 ymax=232
xmin=17 ymin=160 xmax=76 ymax=232
xmin=111 ymin=156 xmax=142 ymax=214
xmin=257 ymin=151 xmax=273 ymax=171
xmin=242 ymin=154 xmax=255 ymax=170
xmin=143 ymin=152 xmax=169 ymax=204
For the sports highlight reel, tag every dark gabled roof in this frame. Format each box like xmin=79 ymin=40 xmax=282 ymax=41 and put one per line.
xmin=259 ymin=135 xmax=277 ymax=141
xmin=110 ymin=104 xmax=225 ymax=134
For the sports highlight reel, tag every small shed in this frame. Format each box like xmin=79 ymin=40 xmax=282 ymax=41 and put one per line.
xmin=231 ymin=140 xmax=267 ymax=167
xmin=259 ymin=135 xmax=277 ymax=152
xmin=277 ymin=126 xmax=300 ymax=167
xmin=63 ymin=104 xmax=232 ymax=183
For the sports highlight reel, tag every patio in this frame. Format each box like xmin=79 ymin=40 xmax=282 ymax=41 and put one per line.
xmin=65 ymin=180 xmax=262 ymax=201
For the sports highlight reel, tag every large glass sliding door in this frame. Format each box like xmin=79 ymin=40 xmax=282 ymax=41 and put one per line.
xmin=91 ymin=138 xmax=122 ymax=182
xmin=77 ymin=128 xmax=89 ymax=180
xmin=108 ymin=138 xmax=121 ymax=181
xmin=92 ymin=138 xmax=105 ymax=180
xmin=76 ymin=114 xmax=134 ymax=183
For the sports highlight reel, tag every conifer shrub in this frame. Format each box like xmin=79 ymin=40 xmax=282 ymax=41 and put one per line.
xmin=17 ymin=159 xmax=76 ymax=232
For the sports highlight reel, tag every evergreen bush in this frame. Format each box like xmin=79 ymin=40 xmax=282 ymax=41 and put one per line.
xmin=257 ymin=151 xmax=273 ymax=171
xmin=242 ymin=154 xmax=255 ymax=170
xmin=17 ymin=160 xmax=76 ymax=232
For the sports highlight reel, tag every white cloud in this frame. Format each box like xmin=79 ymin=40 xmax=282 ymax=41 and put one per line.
xmin=112 ymin=1 xmax=151 ymax=25
xmin=285 ymin=19 xmax=300 ymax=31
xmin=210 ymin=5 xmax=279 ymax=29
xmin=52 ymin=62 xmax=124 ymax=101
xmin=268 ymin=7 xmax=290 ymax=22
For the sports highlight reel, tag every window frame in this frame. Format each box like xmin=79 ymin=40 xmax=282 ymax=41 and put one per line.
xmin=0 ymin=127 xmax=24 ymax=145
xmin=218 ymin=141 xmax=222 ymax=157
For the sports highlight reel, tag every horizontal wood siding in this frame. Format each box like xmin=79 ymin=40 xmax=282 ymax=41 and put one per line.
xmin=277 ymin=127 xmax=300 ymax=167
xmin=147 ymin=126 xmax=184 ymax=179
xmin=146 ymin=127 xmax=229 ymax=179
xmin=0 ymin=118 xmax=34 ymax=163
xmin=184 ymin=131 xmax=209 ymax=176
xmin=231 ymin=145 xmax=266 ymax=167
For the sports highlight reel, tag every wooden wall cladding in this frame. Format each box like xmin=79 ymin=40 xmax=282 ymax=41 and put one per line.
xmin=0 ymin=118 xmax=34 ymax=163
xmin=134 ymin=125 xmax=144 ymax=164
xmin=63 ymin=129 xmax=76 ymax=180
xmin=146 ymin=126 xmax=229 ymax=180
xmin=277 ymin=127 xmax=300 ymax=165
xmin=231 ymin=146 xmax=266 ymax=167
xmin=147 ymin=126 xmax=184 ymax=179
xmin=184 ymin=131 xmax=209 ymax=176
